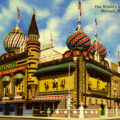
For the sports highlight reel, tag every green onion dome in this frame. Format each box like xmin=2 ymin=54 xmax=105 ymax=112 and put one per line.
xmin=88 ymin=40 xmax=107 ymax=59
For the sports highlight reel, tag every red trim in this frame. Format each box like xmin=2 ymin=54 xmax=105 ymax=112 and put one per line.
xmin=26 ymin=40 xmax=40 ymax=45
xmin=0 ymin=65 xmax=27 ymax=76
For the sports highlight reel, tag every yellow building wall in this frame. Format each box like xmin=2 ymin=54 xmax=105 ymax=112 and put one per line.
xmin=39 ymin=73 xmax=74 ymax=92
xmin=88 ymin=75 xmax=107 ymax=92
xmin=111 ymin=76 xmax=120 ymax=97
xmin=111 ymin=62 xmax=118 ymax=72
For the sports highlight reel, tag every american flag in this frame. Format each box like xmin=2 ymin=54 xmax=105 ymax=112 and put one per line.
xmin=78 ymin=0 xmax=81 ymax=16
xmin=17 ymin=8 xmax=20 ymax=22
xmin=95 ymin=18 xmax=97 ymax=26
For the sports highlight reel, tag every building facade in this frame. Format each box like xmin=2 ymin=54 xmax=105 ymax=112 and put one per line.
xmin=0 ymin=10 xmax=120 ymax=119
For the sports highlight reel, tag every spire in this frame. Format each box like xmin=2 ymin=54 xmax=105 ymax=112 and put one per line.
xmin=78 ymin=0 xmax=82 ymax=31
xmin=78 ymin=0 xmax=81 ymax=20
xmin=51 ymin=33 xmax=54 ymax=48
xmin=17 ymin=8 xmax=20 ymax=27
xmin=27 ymin=9 xmax=39 ymax=36
xmin=95 ymin=18 xmax=98 ymax=41
xmin=94 ymin=18 xmax=99 ymax=61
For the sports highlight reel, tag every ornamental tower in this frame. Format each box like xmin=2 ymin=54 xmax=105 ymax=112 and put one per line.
xmin=64 ymin=0 xmax=92 ymax=108
xmin=27 ymin=10 xmax=40 ymax=99
xmin=88 ymin=18 xmax=107 ymax=60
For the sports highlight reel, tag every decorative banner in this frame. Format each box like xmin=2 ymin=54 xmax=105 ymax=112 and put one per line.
xmin=0 ymin=62 xmax=16 ymax=71
xmin=0 ymin=65 xmax=27 ymax=76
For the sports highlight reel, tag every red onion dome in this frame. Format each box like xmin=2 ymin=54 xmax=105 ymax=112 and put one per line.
xmin=66 ymin=22 xmax=91 ymax=50
xmin=3 ymin=26 xmax=27 ymax=52
xmin=88 ymin=40 xmax=107 ymax=59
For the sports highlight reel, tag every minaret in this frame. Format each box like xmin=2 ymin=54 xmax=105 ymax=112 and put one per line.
xmin=94 ymin=18 xmax=99 ymax=61
xmin=27 ymin=10 xmax=40 ymax=99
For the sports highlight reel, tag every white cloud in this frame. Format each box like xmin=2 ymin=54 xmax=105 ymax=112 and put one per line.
xmin=37 ymin=10 xmax=50 ymax=19
xmin=0 ymin=0 xmax=50 ymax=33
xmin=54 ymin=0 xmax=64 ymax=5
xmin=39 ymin=17 xmax=60 ymax=45
xmin=104 ymin=25 xmax=119 ymax=37
xmin=84 ymin=25 xmax=94 ymax=33
xmin=0 ymin=26 xmax=4 ymax=31
xmin=63 ymin=1 xmax=78 ymax=22
xmin=17 ymin=1 xmax=50 ymax=19
xmin=54 ymin=46 xmax=68 ymax=54
xmin=63 ymin=0 xmax=112 ymax=22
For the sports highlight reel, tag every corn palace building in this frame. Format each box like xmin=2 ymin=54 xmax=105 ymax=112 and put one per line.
xmin=0 ymin=9 xmax=119 ymax=119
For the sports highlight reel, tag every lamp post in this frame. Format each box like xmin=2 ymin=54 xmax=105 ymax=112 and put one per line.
xmin=68 ymin=63 xmax=71 ymax=118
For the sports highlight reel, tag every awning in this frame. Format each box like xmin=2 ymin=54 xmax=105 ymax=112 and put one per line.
xmin=2 ymin=76 xmax=11 ymax=82
xmin=86 ymin=63 xmax=113 ymax=76
xmin=15 ymin=73 xmax=24 ymax=80
xmin=35 ymin=62 xmax=75 ymax=74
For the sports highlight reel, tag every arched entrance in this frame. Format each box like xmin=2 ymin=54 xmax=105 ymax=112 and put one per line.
xmin=2 ymin=75 xmax=11 ymax=97
xmin=15 ymin=73 xmax=24 ymax=97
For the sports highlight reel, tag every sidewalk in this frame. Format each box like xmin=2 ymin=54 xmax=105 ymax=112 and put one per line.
xmin=0 ymin=116 xmax=120 ymax=120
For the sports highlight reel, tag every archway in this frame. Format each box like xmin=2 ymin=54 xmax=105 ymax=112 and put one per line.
xmin=2 ymin=76 xmax=11 ymax=97
xmin=15 ymin=73 xmax=24 ymax=97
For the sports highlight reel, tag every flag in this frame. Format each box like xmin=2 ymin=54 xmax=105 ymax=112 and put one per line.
xmin=17 ymin=8 xmax=20 ymax=22
xmin=33 ymin=8 xmax=35 ymax=15
xmin=78 ymin=0 xmax=81 ymax=16
xmin=108 ymin=50 xmax=111 ymax=57
xmin=95 ymin=18 xmax=97 ymax=26
xmin=118 ymin=50 xmax=120 ymax=59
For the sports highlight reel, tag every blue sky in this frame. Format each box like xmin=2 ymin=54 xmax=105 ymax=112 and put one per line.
xmin=0 ymin=0 xmax=120 ymax=63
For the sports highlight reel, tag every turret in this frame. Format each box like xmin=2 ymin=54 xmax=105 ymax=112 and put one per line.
xmin=26 ymin=10 xmax=40 ymax=99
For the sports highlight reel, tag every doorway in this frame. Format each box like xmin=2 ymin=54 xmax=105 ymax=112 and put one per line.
xmin=100 ymin=104 xmax=105 ymax=116
xmin=114 ymin=106 xmax=117 ymax=116
xmin=17 ymin=103 xmax=23 ymax=116
xmin=5 ymin=104 xmax=10 ymax=115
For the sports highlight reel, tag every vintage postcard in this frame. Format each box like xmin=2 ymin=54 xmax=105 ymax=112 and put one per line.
xmin=0 ymin=0 xmax=119 ymax=119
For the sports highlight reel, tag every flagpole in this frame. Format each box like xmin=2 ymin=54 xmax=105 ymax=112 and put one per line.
xmin=17 ymin=8 xmax=20 ymax=28
xmin=78 ymin=0 xmax=81 ymax=21
xmin=118 ymin=50 xmax=119 ymax=65
xmin=68 ymin=63 xmax=71 ymax=118
xmin=78 ymin=0 xmax=82 ymax=30
xmin=94 ymin=18 xmax=99 ymax=61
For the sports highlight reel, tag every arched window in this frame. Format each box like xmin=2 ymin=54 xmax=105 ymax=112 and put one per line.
xmin=15 ymin=73 xmax=24 ymax=96
xmin=2 ymin=76 xmax=11 ymax=97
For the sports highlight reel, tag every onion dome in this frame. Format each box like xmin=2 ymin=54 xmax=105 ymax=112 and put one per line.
xmin=67 ymin=21 xmax=91 ymax=50
xmin=88 ymin=40 xmax=107 ymax=59
xmin=3 ymin=26 xmax=27 ymax=52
